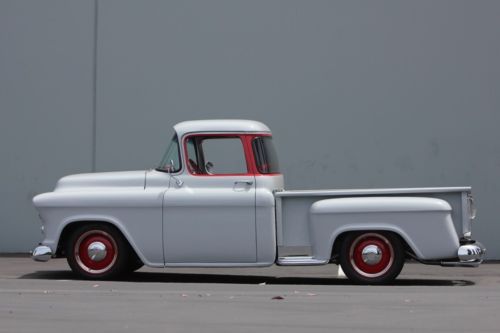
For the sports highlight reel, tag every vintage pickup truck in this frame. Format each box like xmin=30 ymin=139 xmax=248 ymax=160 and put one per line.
xmin=32 ymin=120 xmax=485 ymax=284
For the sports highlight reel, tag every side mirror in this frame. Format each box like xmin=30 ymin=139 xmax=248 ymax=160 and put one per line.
xmin=165 ymin=159 xmax=183 ymax=187
xmin=164 ymin=159 xmax=175 ymax=173
xmin=164 ymin=164 xmax=174 ymax=173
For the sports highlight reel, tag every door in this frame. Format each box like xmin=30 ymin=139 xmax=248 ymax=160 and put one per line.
xmin=163 ymin=135 xmax=257 ymax=263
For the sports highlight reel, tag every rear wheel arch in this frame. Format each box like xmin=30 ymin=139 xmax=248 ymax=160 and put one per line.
xmin=331 ymin=229 xmax=415 ymax=262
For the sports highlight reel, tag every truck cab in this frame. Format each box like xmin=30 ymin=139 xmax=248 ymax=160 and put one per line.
xmin=152 ymin=120 xmax=284 ymax=265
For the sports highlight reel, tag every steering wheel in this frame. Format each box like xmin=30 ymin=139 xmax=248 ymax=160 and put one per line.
xmin=188 ymin=159 xmax=201 ymax=174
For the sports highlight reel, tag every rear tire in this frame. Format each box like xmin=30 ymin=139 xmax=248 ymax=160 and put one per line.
xmin=339 ymin=231 xmax=404 ymax=285
xmin=66 ymin=224 xmax=131 ymax=280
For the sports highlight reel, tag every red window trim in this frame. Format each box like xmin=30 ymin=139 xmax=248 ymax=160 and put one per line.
xmin=182 ymin=133 xmax=255 ymax=177
xmin=182 ymin=132 xmax=282 ymax=177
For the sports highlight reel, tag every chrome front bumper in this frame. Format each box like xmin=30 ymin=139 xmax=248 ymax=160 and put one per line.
xmin=441 ymin=242 xmax=486 ymax=267
xmin=32 ymin=245 xmax=52 ymax=262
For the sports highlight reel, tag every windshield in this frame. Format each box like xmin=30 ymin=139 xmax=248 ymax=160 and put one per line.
xmin=156 ymin=134 xmax=181 ymax=172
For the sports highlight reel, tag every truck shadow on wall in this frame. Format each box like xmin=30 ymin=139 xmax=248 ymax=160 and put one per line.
xmin=20 ymin=271 xmax=474 ymax=286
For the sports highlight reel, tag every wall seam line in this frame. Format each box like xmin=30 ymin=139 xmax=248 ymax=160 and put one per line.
xmin=91 ymin=0 xmax=99 ymax=172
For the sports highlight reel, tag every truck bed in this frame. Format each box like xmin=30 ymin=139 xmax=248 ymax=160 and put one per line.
xmin=274 ymin=187 xmax=472 ymax=257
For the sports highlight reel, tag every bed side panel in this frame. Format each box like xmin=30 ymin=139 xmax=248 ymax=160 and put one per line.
xmin=308 ymin=197 xmax=460 ymax=261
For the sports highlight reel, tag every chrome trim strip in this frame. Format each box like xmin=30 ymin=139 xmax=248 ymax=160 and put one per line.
xmin=277 ymin=256 xmax=327 ymax=266
xmin=276 ymin=187 xmax=472 ymax=198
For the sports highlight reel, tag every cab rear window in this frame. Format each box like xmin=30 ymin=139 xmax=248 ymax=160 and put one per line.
xmin=252 ymin=137 xmax=280 ymax=174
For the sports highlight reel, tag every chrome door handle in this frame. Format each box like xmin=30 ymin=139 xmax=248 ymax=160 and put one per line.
xmin=235 ymin=180 xmax=253 ymax=185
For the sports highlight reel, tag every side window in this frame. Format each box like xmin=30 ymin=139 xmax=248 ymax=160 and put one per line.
xmin=185 ymin=136 xmax=248 ymax=175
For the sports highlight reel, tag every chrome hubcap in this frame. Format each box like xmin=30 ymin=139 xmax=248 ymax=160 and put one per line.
xmin=87 ymin=241 xmax=107 ymax=262
xmin=361 ymin=245 xmax=382 ymax=265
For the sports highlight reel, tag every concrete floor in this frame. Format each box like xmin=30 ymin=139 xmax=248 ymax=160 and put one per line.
xmin=1 ymin=256 xmax=499 ymax=332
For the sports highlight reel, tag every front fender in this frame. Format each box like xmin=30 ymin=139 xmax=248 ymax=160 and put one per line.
xmin=33 ymin=189 xmax=165 ymax=267
xmin=54 ymin=215 xmax=156 ymax=266
xmin=308 ymin=197 xmax=460 ymax=261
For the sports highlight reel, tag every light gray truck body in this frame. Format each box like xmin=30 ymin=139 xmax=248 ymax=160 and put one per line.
xmin=32 ymin=120 xmax=485 ymax=284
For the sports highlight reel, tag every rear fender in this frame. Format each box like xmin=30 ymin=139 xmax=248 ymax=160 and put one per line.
xmin=309 ymin=197 xmax=460 ymax=261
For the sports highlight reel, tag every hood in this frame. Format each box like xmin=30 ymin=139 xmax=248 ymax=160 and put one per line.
xmin=54 ymin=170 xmax=146 ymax=192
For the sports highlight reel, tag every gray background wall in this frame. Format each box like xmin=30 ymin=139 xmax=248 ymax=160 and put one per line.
xmin=1 ymin=1 xmax=499 ymax=258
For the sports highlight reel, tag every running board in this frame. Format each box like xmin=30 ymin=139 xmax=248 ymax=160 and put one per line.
xmin=277 ymin=256 xmax=327 ymax=266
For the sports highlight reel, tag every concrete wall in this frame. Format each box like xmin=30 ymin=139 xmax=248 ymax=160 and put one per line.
xmin=0 ymin=0 xmax=95 ymax=252
xmin=1 ymin=0 xmax=499 ymax=258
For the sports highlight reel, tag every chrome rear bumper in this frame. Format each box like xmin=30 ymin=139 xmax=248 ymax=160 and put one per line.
xmin=441 ymin=242 xmax=486 ymax=267
xmin=32 ymin=245 xmax=52 ymax=262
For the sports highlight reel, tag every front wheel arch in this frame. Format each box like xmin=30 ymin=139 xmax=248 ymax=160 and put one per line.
xmin=58 ymin=221 xmax=140 ymax=258
xmin=59 ymin=221 xmax=142 ymax=275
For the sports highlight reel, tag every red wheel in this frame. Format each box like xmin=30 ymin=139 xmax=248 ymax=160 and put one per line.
xmin=74 ymin=230 xmax=118 ymax=274
xmin=340 ymin=232 xmax=404 ymax=284
xmin=66 ymin=224 xmax=132 ymax=279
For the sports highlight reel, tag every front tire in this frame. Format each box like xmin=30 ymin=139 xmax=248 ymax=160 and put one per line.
xmin=66 ymin=224 xmax=131 ymax=279
xmin=126 ymin=257 xmax=144 ymax=273
xmin=339 ymin=232 xmax=404 ymax=285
